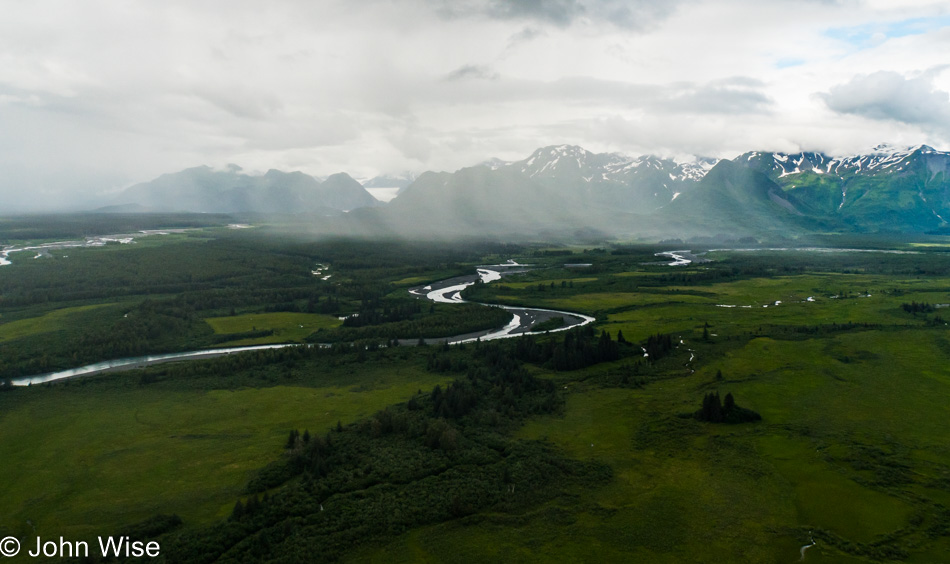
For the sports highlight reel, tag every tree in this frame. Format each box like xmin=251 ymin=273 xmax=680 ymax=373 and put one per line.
xmin=230 ymin=499 xmax=245 ymax=521
xmin=286 ymin=429 xmax=299 ymax=449
xmin=715 ymin=369 xmax=723 ymax=381
xmin=695 ymin=391 xmax=760 ymax=424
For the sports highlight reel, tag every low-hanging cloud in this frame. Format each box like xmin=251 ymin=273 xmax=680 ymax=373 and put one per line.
xmin=428 ymin=0 xmax=681 ymax=30
xmin=819 ymin=70 xmax=950 ymax=131
xmin=444 ymin=64 xmax=500 ymax=81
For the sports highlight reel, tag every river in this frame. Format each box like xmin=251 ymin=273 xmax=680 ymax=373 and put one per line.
xmin=0 ymin=229 xmax=190 ymax=267
xmin=406 ymin=262 xmax=594 ymax=344
xmin=11 ymin=262 xmax=594 ymax=386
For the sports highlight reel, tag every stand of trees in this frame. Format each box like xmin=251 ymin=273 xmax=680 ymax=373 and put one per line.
xmin=502 ymin=326 xmax=621 ymax=371
xmin=901 ymin=301 xmax=936 ymax=314
xmin=156 ymin=341 xmax=609 ymax=563
xmin=694 ymin=392 xmax=761 ymax=424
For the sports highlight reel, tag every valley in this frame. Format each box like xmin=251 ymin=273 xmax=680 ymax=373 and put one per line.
xmin=2 ymin=221 xmax=950 ymax=562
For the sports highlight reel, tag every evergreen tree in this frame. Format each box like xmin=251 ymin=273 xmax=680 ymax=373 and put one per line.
xmin=229 ymin=499 xmax=244 ymax=521
xmin=286 ymin=429 xmax=299 ymax=449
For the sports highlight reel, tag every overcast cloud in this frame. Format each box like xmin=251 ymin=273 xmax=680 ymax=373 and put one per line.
xmin=1 ymin=0 xmax=950 ymax=210
xmin=819 ymin=69 xmax=950 ymax=132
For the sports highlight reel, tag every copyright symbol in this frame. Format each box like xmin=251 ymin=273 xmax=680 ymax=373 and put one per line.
xmin=0 ymin=536 xmax=19 ymax=557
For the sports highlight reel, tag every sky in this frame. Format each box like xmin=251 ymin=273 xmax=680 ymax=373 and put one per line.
xmin=2 ymin=0 xmax=950 ymax=210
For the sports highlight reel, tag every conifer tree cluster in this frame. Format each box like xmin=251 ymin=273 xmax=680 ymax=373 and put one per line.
xmin=501 ymin=326 xmax=621 ymax=371
xmin=644 ymin=333 xmax=674 ymax=361
xmin=694 ymin=391 xmax=761 ymax=424
xmin=901 ymin=301 xmax=935 ymax=314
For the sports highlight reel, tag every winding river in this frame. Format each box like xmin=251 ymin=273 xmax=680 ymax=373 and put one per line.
xmin=11 ymin=262 xmax=594 ymax=386
xmin=406 ymin=262 xmax=594 ymax=344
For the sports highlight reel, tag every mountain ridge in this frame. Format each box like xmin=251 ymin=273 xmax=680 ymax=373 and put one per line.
xmin=97 ymin=142 xmax=950 ymax=238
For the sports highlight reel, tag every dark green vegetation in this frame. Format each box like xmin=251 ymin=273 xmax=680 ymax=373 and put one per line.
xmin=529 ymin=315 xmax=564 ymax=332
xmin=0 ymin=213 xmax=232 ymax=241
xmin=3 ymin=223 xmax=950 ymax=562
xmin=0 ymin=222 xmax=517 ymax=378
xmin=692 ymin=391 xmax=761 ymax=424
xmin=159 ymin=339 xmax=609 ymax=563
xmin=314 ymin=302 xmax=511 ymax=344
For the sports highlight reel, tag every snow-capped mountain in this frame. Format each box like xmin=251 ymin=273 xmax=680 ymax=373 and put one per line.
xmin=731 ymin=144 xmax=950 ymax=229
xmin=492 ymin=145 xmax=720 ymax=212
xmin=378 ymin=142 xmax=950 ymax=238
xmin=737 ymin=144 xmax=939 ymax=180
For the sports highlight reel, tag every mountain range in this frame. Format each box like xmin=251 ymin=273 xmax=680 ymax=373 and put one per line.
xmin=103 ymin=144 xmax=950 ymax=238
xmin=106 ymin=164 xmax=377 ymax=215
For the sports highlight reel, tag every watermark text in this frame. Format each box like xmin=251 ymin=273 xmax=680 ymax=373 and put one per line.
xmin=0 ymin=536 xmax=160 ymax=559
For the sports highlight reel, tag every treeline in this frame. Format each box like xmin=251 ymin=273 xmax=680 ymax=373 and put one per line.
xmin=901 ymin=301 xmax=936 ymax=314
xmin=311 ymin=303 xmax=511 ymax=343
xmin=0 ymin=236 xmax=525 ymax=377
xmin=0 ymin=299 xmax=214 ymax=379
xmin=341 ymin=300 xmax=423 ymax=327
xmin=0 ymin=212 xmax=232 ymax=240
xmin=454 ymin=326 xmax=625 ymax=371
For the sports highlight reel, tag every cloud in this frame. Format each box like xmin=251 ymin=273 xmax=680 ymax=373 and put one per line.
xmin=659 ymin=77 xmax=773 ymax=114
xmin=505 ymin=26 xmax=545 ymax=50
xmin=444 ymin=64 xmax=500 ymax=81
xmin=488 ymin=0 xmax=583 ymax=26
xmin=819 ymin=70 xmax=950 ymax=131
xmin=429 ymin=75 xmax=772 ymax=116
xmin=428 ymin=0 xmax=681 ymax=29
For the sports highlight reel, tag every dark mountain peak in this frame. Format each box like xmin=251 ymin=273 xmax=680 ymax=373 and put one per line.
xmin=323 ymin=172 xmax=360 ymax=185
xmin=319 ymin=172 xmax=378 ymax=210
xmin=114 ymin=166 xmax=375 ymax=214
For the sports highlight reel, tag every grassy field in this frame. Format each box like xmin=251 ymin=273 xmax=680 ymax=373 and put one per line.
xmin=345 ymin=265 xmax=950 ymax=562
xmin=4 ymin=243 xmax=950 ymax=562
xmin=390 ymin=276 xmax=433 ymax=286
xmin=204 ymin=312 xmax=343 ymax=345
xmin=349 ymin=330 xmax=950 ymax=561
xmin=0 ymin=304 xmax=116 ymax=343
xmin=0 ymin=356 xmax=449 ymax=540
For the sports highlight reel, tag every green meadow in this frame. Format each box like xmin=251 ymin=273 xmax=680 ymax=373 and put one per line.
xmin=0 ymin=355 xmax=449 ymax=541
xmin=348 ymin=253 xmax=950 ymax=562
xmin=349 ymin=340 xmax=949 ymax=562
xmin=204 ymin=311 xmax=343 ymax=345
xmin=0 ymin=304 xmax=116 ymax=343
xmin=3 ymin=238 xmax=950 ymax=562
